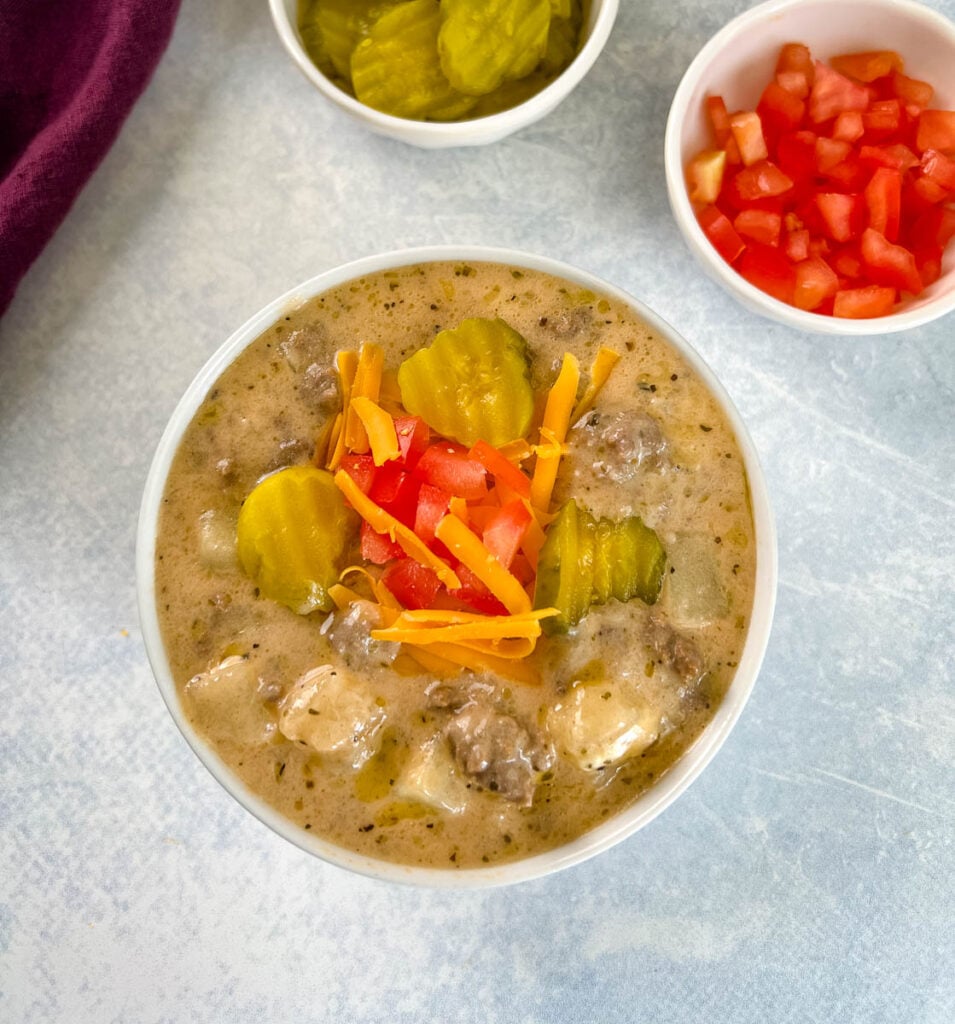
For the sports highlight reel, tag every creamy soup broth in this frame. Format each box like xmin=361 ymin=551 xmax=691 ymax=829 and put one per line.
xmin=155 ymin=260 xmax=757 ymax=869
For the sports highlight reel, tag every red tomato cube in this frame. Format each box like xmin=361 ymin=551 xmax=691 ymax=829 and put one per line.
xmin=737 ymin=243 xmax=797 ymax=304
xmin=697 ymin=205 xmax=747 ymax=264
xmin=360 ymin=521 xmax=403 ymax=565
xmin=793 ymin=256 xmax=839 ymax=310
xmin=729 ymin=111 xmax=769 ymax=166
xmin=381 ymin=558 xmax=442 ymax=610
xmin=833 ymin=284 xmax=897 ymax=318
xmin=809 ymin=62 xmax=870 ymax=124
xmin=917 ymin=110 xmax=955 ymax=152
xmin=815 ymin=192 xmax=865 ymax=242
xmin=864 ymin=167 xmax=902 ymax=241
xmin=830 ymin=50 xmax=903 ymax=83
xmin=860 ymin=227 xmax=924 ymax=294
xmin=734 ymin=209 xmax=782 ymax=246
xmin=414 ymin=442 xmax=487 ymax=501
xmin=687 ymin=149 xmax=728 ymax=204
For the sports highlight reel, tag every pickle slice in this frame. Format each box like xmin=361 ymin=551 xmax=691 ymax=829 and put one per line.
xmin=236 ymin=465 xmax=357 ymax=615
xmin=535 ymin=500 xmax=667 ymax=633
xmin=540 ymin=0 xmax=583 ymax=75
xmin=350 ymin=0 xmax=478 ymax=122
xmin=305 ymin=0 xmax=405 ymax=80
xmin=397 ymin=317 xmax=534 ymax=447
xmin=438 ymin=0 xmax=552 ymax=96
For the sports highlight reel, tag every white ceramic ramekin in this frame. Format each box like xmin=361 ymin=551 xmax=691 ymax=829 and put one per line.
xmin=268 ymin=0 xmax=619 ymax=148
xmin=137 ymin=246 xmax=777 ymax=887
xmin=665 ymin=0 xmax=955 ymax=334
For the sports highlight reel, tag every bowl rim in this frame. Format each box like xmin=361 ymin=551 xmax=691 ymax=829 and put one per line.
xmin=267 ymin=0 xmax=620 ymax=145
xmin=664 ymin=0 xmax=955 ymax=335
xmin=136 ymin=244 xmax=778 ymax=888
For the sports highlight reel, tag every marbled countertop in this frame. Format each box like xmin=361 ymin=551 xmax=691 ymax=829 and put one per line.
xmin=2 ymin=1 xmax=953 ymax=1020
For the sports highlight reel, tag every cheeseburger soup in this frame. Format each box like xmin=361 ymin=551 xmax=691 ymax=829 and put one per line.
xmin=155 ymin=260 xmax=757 ymax=869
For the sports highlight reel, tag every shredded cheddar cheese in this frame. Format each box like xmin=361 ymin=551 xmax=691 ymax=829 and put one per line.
xmin=571 ymin=346 xmax=621 ymax=426
xmin=334 ymin=470 xmax=461 ymax=590
xmin=529 ymin=353 xmax=579 ymax=514
xmin=350 ymin=396 xmax=400 ymax=466
xmin=433 ymin=514 xmax=531 ymax=615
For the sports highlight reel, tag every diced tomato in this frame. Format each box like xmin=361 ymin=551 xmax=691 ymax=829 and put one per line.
xmin=815 ymin=192 xmax=865 ymax=242
xmin=776 ymin=69 xmax=810 ymax=99
xmin=393 ymin=416 xmax=429 ymax=469
xmin=904 ymin=204 xmax=955 ymax=251
xmin=860 ymin=227 xmax=924 ymax=294
xmin=697 ymin=205 xmax=746 ymax=264
xmin=381 ymin=558 xmax=442 ymax=610
xmin=793 ymin=256 xmax=840 ymax=310
xmin=414 ymin=442 xmax=487 ymax=501
xmin=369 ymin=462 xmax=420 ymax=526
xmin=832 ymin=284 xmax=897 ymax=318
xmin=413 ymin=483 xmax=451 ymax=544
xmin=864 ymin=167 xmax=902 ymax=240
xmin=360 ymin=521 xmax=403 ymax=565
xmin=914 ymin=246 xmax=943 ymax=287
xmin=449 ymin=564 xmax=509 ymax=616
xmin=809 ymin=62 xmax=871 ymax=124
xmin=737 ymin=243 xmax=796 ymax=304
xmin=911 ymin=173 xmax=950 ymax=205
xmin=776 ymin=130 xmax=818 ymax=181
xmin=734 ymin=209 xmax=782 ymax=246
xmin=784 ymin=227 xmax=810 ymax=262
xmin=815 ymin=136 xmax=851 ymax=173
xmin=832 ymin=110 xmax=864 ymax=143
xmin=862 ymin=99 xmax=901 ymax=141
xmin=684 ymin=42 xmax=955 ymax=319
xmin=920 ymin=148 xmax=955 ymax=192
xmin=730 ymin=111 xmax=769 ymax=166
xmin=339 ymin=453 xmax=376 ymax=494
xmin=705 ymin=95 xmax=742 ymax=162
xmin=917 ymin=109 xmax=955 ymax=152
xmin=481 ymin=500 xmax=532 ymax=569
xmin=830 ymin=50 xmax=903 ymax=83
xmin=686 ymin=149 xmax=727 ymax=205
xmin=468 ymin=439 xmax=531 ymax=498
xmin=776 ymin=43 xmax=815 ymax=86
xmin=827 ymin=243 xmax=864 ymax=280
xmin=757 ymin=81 xmax=806 ymax=142
xmin=889 ymin=71 xmax=933 ymax=112
xmin=859 ymin=143 xmax=919 ymax=172
xmin=733 ymin=160 xmax=794 ymax=200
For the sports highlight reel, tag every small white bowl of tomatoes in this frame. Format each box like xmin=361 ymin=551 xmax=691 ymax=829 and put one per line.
xmin=665 ymin=0 xmax=955 ymax=333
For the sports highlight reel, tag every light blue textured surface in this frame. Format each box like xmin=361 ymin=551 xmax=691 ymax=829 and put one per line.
xmin=1 ymin=1 xmax=953 ymax=1021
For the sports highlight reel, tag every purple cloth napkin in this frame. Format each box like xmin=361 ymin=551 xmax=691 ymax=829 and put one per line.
xmin=0 ymin=0 xmax=182 ymax=316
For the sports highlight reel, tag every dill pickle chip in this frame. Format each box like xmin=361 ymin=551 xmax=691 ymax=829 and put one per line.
xmin=397 ymin=317 xmax=534 ymax=448
xmin=437 ymin=0 xmax=552 ymax=96
xmin=236 ymin=465 xmax=357 ymax=616
xmin=306 ymin=0 xmax=405 ymax=79
xmin=536 ymin=501 xmax=667 ymax=633
xmin=540 ymin=0 xmax=583 ymax=75
xmin=350 ymin=0 xmax=478 ymax=121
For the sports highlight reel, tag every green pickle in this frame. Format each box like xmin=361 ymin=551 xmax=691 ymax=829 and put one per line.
xmin=236 ymin=465 xmax=357 ymax=616
xmin=350 ymin=0 xmax=478 ymax=121
xmin=438 ymin=0 xmax=552 ymax=96
xmin=397 ymin=317 xmax=534 ymax=447
xmin=535 ymin=500 xmax=667 ymax=633
xmin=302 ymin=0 xmax=405 ymax=80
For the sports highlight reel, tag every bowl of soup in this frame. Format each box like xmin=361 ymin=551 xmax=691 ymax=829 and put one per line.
xmin=137 ymin=247 xmax=777 ymax=887
xmin=268 ymin=0 xmax=620 ymax=147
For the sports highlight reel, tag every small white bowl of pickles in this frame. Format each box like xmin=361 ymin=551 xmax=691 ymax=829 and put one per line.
xmin=269 ymin=0 xmax=620 ymax=148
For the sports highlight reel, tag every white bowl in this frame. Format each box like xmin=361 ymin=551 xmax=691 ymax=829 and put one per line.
xmin=665 ymin=0 xmax=955 ymax=334
xmin=268 ymin=0 xmax=619 ymax=148
xmin=137 ymin=246 xmax=777 ymax=887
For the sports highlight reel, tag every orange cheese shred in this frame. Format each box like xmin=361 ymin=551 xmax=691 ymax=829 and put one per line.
xmin=327 ymin=350 xmax=358 ymax=470
xmin=333 ymin=470 xmax=461 ymax=590
xmin=571 ymin=346 xmax=621 ymax=426
xmin=529 ymin=353 xmax=579 ymax=514
xmin=424 ymin=641 xmax=542 ymax=684
xmin=370 ymin=608 xmax=555 ymax=651
xmin=344 ymin=343 xmax=384 ymax=452
xmin=433 ymin=514 xmax=531 ymax=615
xmin=349 ymin=396 xmax=400 ymax=466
